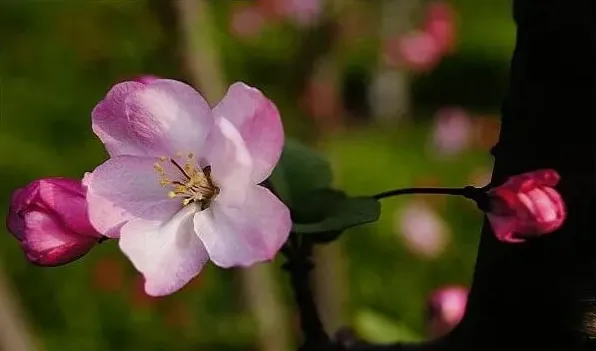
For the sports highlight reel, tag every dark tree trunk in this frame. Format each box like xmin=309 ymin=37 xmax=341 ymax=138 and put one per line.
xmin=341 ymin=0 xmax=596 ymax=349
xmin=455 ymin=0 xmax=596 ymax=349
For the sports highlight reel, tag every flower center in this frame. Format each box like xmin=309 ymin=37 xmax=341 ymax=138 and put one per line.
xmin=154 ymin=153 xmax=220 ymax=210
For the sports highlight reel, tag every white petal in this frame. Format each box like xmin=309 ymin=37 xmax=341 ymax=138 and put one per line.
xmin=119 ymin=204 xmax=209 ymax=296
xmin=205 ymin=118 xmax=254 ymax=206
xmin=84 ymin=156 xmax=181 ymax=237
xmin=124 ymin=79 xmax=214 ymax=156
xmin=92 ymin=81 xmax=148 ymax=157
xmin=213 ymin=82 xmax=284 ymax=183
xmin=194 ymin=184 xmax=291 ymax=268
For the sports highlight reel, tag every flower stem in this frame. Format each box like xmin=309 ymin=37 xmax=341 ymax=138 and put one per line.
xmin=283 ymin=237 xmax=330 ymax=350
xmin=372 ymin=185 xmax=488 ymax=206
xmin=372 ymin=187 xmax=468 ymax=200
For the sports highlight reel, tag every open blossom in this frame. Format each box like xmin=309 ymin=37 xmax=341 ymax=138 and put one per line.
xmin=84 ymin=79 xmax=291 ymax=296
xmin=6 ymin=178 xmax=103 ymax=266
xmin=427 ymin=285 xmax=468 ymax=338
xmin=486 ymin=169 xmax=566 ymax=243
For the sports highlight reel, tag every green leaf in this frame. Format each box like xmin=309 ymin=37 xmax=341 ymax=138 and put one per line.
xmin=269 ymin=140 xmax=380 ymax=241
xmin=269 ymin=139 xmax=332 ymax=207
xmin=291 ymin=189 xmax=380 ymax=235
xmin=290 ymin=189 xmax=346 ymax=224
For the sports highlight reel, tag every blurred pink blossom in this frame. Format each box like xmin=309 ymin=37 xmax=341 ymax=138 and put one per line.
xmin=230 ymin=4 xmax=265 ymax=40
xmin=429 ymin=106 xmax=472 ymax=157
xmin=394 ymin=201 xmax=449 ymax=259
xmin=423 ymin=1 xmax=457 ymax=54
xmin=383 ymin=1 xmax=457 ymax=72
xmin=300 ymin=75 xmax=343 ymax=131
xmin=427 ymin=285 xmax=468 ymax=338
xmin=282 ymin=0 xmax=322 ymax=27
xmin=384 ymin=31 xmax=442 ymax=72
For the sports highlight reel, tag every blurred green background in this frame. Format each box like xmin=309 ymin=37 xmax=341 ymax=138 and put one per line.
xmin=0 ymin=0 xmax=511 ymax=350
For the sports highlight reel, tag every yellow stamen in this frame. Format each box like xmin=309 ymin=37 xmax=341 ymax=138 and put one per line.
xmin=154 ymin=153 xmax=219 ymax=210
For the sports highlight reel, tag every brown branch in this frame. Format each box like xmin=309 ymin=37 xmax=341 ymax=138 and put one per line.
xmin=283 ymin=238 xmax=330 ymax=350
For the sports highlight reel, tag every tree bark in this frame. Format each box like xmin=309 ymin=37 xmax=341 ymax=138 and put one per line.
xmin=455 ymin=0 xmax=595 ymax=349
xmin=340 ymin=0 xmax=596 ymax=349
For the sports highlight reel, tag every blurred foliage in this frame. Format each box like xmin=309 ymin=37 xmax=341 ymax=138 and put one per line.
xmin=0 ymin=0 xmax=510 ymax=350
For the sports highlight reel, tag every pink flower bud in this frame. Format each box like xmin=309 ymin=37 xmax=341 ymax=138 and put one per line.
xmin=486 ymin=169 xmax=566 ymax=243
xmin=6 ymin=178 xmax=103 ymax=266
xmin=427 ymin=285 xmax=468 ymax=338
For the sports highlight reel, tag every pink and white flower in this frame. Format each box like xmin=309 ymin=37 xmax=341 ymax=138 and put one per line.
xmin=84 ymin=79 xmax=291 ymax=296
xmin=384 ymin=31 xmax=442 ymax=72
